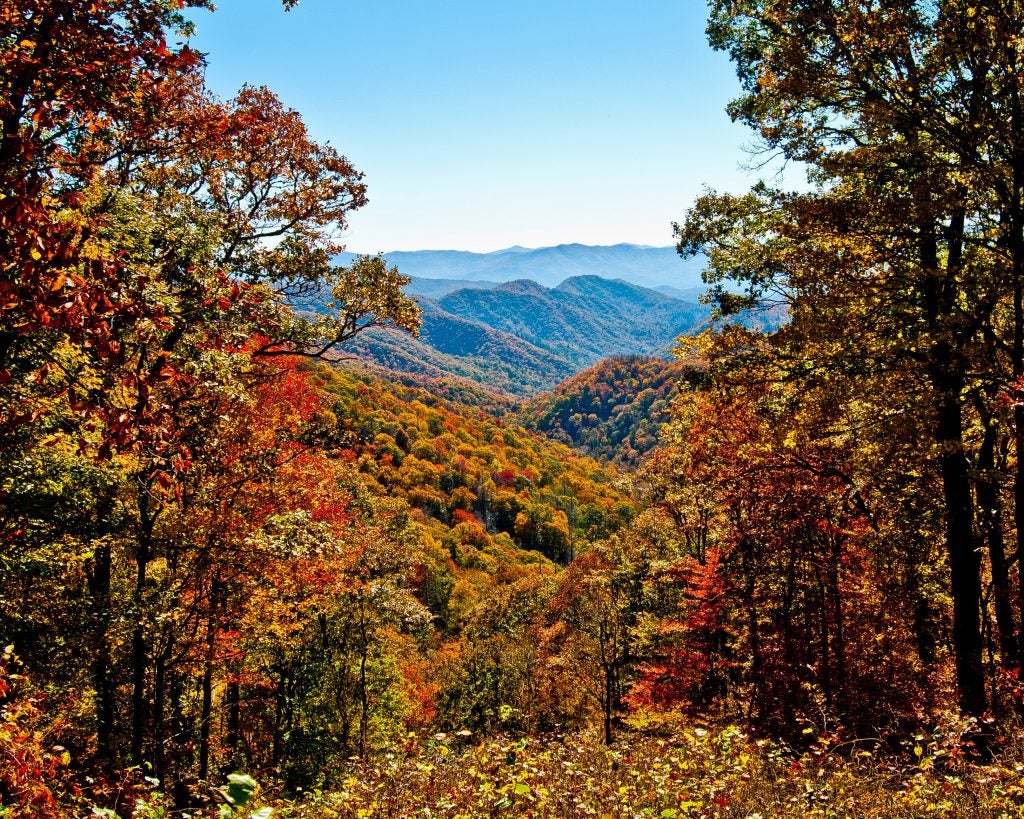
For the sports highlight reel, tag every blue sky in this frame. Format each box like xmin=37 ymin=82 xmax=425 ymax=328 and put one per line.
xmin=186 ymin=1 xmax=757 ymax=252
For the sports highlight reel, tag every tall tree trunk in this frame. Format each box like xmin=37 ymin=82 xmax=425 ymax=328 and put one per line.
xmin=130 ymin=486 xmax=155 ymax=765
xmin=829 ymin=533 xmax=848 ymax=716
xmin=153 ymin=650 xmax=167 ymax=781
xmin=1011 ymin=194 xmax=1024 ymax=674
xmin=978 ymin=421 xmax=1017 ymax=665
xmin=225 ymin=678 xmax=241 ymax=773
xmin=935 ymin=387 xmax=986 ymax=715
xmin=740 ymin=536 xmax=762 ymax=722
xmin=922 ymin=213 xmax=986 ymax=716
xmin=815 ymin=560 xmax=832 ymax=717
xmin=169 ymin=674 xmax=191 ymax=809
xmin=272 ymin=664 xmax=287 ymax=772
xmin=198 ymin=576 xmax=222 ymax=781
xmin=1014 ymin=279 xmax=1024 ymax=671
xmin=1006 ymin=43 xmax=1024 ymax=674
xmin=357 ymin=607 xmax=370 ymax=759
xmin=88 ymin=537 xmax=115 ymax=767
xmin=603 ymin=664 xmax=614 ymax=746
xmin=599 ymin=620 xmax=616 ymax=745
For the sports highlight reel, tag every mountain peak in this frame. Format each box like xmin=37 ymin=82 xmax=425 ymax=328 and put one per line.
xmin=494 ymin=279 xmax=551 ymax=296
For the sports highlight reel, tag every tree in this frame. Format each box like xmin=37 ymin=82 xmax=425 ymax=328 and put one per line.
xmin=677 ymin=0 xmax=1024 ymax=717
xmin=0 ymin=0 xmax=423 ymax=801
xmin=543 ymin=548 xmax=634 ymax=744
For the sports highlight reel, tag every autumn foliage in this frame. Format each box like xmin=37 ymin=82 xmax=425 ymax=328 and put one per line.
xmin=9 ymin=0 xmax=1024 ymax=816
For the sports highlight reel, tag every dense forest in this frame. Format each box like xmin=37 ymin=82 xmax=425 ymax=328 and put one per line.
xmin=347 ymin=277 xmax=711 ymax=397
xmin=7 ymin=1 xmax=1024 ymax=817
xmin=520 ymin=357 xmax=704 ymax=467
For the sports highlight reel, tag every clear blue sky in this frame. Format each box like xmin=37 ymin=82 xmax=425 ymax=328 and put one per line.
xmin=185 ymin=1 xmax=757 ymax=253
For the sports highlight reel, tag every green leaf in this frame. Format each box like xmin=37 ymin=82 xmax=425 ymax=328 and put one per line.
xmin=224 ymin=772 xmax=258 ymax=807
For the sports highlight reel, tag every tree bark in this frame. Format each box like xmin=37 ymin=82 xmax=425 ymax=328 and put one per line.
xmin=225 ymin=678 xmax=241 ymax=773
xmin=978 ymin=421 xmax=1017 ymax=665
xmin=88 ymin=538 xmax=115 ymax=767
xmin=935 ymin=386 xmax=986 ymax=715
xmin=921 ymin=209 xmax=986 ymax=716
xmin=129 ymin=486 xmax=155 ymax=764
xmin=198 ymin=577 xmax=222 ymax=781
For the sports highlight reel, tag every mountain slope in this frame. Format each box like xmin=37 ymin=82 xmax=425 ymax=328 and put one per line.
xmin=520 ymin=356 xmax=706 ymax=466
xmin=313 ymin=362 xmax=634 ymax=572
xmin=404 ymin=276 xmax=499 ymax=299
xmin=436 ymin=276 xmax=708 ymax=365
xmin=347 ymin=276 xmax=712 ymax=396
xmin=346 ymin=300 xmax=578 ymax=396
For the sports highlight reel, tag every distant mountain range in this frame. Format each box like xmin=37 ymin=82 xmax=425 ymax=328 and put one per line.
xmin=436 ymin=276 xmax=707 ymax=363
xmin=333 ymin=242 xmax=783 ymax=397
xmin=346 ymin=275 xmax=715 ymax=396
xmin=336 ymin=242 xmax=705 ymax=290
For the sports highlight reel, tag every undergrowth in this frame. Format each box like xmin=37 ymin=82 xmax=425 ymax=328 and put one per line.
xmin=257 ymin=716 xmax=1024 ymax=818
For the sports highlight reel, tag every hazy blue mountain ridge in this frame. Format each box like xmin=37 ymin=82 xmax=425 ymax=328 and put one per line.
xmin=435 ymin=275 xmax=706 ymax=365
xmin=336 ymin=242 xmax=706 ymax=290
xmin=404 ymin=277 xmax=500 ymax=299
xmin=344 ymin=272 xmax=713 ymax=396
xmin=330 ymin=242 xmax=731 ymax=396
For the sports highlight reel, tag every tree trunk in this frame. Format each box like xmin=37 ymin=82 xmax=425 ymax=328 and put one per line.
xmin=198 ymin=578 xmax=221 ymax=781
xmin=1006 ymin=53 xmax=1024 ymax=675
xmin=88 ymin=538 xmax=115 ymax=767
xmin=603 ymin=667 xmax=613 ymax=746
xmin=129 ymin=487 xmax=155 ymax=764
xmin=935 ymin=387 xmax=986 ymax=715
xmin=169 ymin=674 xmax=190 ymax=809
xmin=978 ymin=421 xmax=1017 ymax=665
xmin=153 ymin=651 xmax=167 ymax=781
xmin=921 ymin=212 xmax=986 ymax=716
xmin=272 ymin=664 xmax=287 ymax=772
xmin=225 ymin=678 xmax=241 ymax=773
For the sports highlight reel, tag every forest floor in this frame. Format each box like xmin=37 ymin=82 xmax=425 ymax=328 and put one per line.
xmin=250 ymin=716 xmax=1024 ymax=818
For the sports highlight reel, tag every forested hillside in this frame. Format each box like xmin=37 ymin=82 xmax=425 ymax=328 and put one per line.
xmin=350 ymin=277 xmax=712 ymax=395
xmin=8 ymin=2 xmax=1024 ymax=818
xmin=313 ymin=363 xmax=634 ymax=570
xmin=346 ymin=300 xmax=579 ymax=395
xmin=435 ymin=277 xmax=706 ymax=363
xmin=521 ymin=356 xmax=705 ymax=466
xmin=350 ymin=275 xmax=788 ymax=397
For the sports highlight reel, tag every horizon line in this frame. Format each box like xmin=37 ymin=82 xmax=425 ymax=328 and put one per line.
xmin=338 ymin=241 xmax=677 ymax=256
